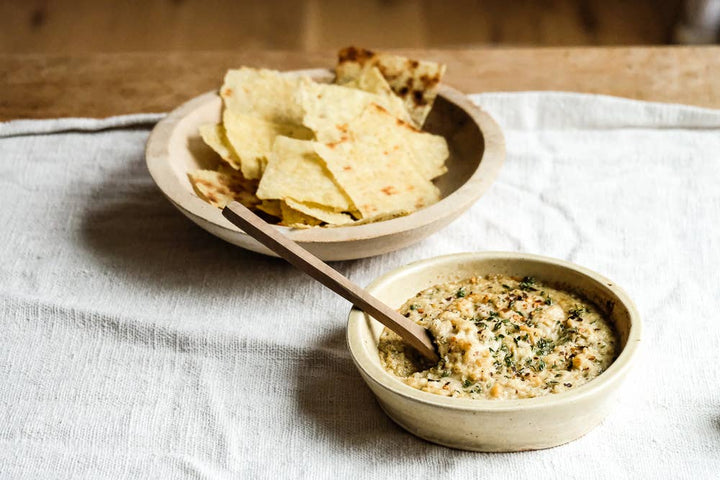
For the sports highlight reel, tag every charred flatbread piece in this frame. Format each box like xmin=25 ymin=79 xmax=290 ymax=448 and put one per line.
xmin=279 ymin=200 xmax=322 ymax=228
xmin=313 ymin=106 xmax=440 ymax=219
xmin=296 ymin=78 xmax=411 ymax=137
xmin=257 ymin=199 xmax=282 ymax=218
xmin=336 ymin=66 xmax=410 ymax=121
xmin=284 ymin=198 xmax=354 ymax=226
xmin=336 ymin=47 xmax=446 ymax=127
xmin=221 ymin=67 xmax=305 ymax=124
xmin=198 ymin=123 xmax=241 ymax=170
xmin=222 ymin=110 xmax=313 ymax=180
xmin=188 ymin=165 xmax=259 ymax=210
xmin=256 ymin=136 xmax=353 ymax=212
xmin=346 ymin=104 xmax=448 ymax=180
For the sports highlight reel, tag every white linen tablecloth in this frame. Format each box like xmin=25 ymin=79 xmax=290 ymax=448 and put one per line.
xmin=1 ymin=92 xmax=719 ymax=479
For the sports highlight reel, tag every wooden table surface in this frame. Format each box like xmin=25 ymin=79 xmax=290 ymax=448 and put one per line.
xmin=1 ymin=46 xmax=718 ymax=121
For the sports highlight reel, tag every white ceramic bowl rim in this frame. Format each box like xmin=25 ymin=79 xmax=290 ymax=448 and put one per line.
xmin=347 ymin=251 xmax=642 ymax=412
xmin=145 ymin=69 xmax=506 ymax=244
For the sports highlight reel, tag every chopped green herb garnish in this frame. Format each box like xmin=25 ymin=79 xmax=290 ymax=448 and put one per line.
xmin=456 ymin=287 xmax=466 ymax=298
xmin=519 ymin=276 xmax=537 ymax=291
xmin=535 ymin=338 xmax=554 ymax=356
xmin=558 ymin=326 xmax=579 ymax=344
xmin=504 ymin=355 xmax=515 ymax=368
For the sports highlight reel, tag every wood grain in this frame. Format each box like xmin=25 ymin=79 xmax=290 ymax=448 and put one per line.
xmin=0 ymin=0 xmax=681 ymax=54
xmin=2 ymin=46 xmax=719 ymax=121
xmin=222 ymin=201 xmax=439 ymax=361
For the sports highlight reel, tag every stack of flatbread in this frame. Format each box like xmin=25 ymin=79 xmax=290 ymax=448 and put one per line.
xmin=189 ymin=47 xmax=449 ymax=228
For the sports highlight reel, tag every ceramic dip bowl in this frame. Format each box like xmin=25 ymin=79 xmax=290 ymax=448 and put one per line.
xmin=346 ymin=252 xmax=641 ymax=452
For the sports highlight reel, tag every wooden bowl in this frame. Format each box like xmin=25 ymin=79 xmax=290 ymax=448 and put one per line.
xmin=347 ymin=252 xmax=642 ymax=451
xmin=145 ymin=69 xmax=505 ymax=261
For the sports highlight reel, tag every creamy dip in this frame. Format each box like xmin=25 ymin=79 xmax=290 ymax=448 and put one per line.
xmin=378 ymin=275 xmax=618 ymax=400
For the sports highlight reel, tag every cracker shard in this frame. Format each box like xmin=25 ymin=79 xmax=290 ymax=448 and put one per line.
xmin=256 ymin=136 xmax=353 ymax=212
xmin=336 ymin=66 xmax=410 ymax=122
xmin=221 ymin=67 xmax=305 ymax=125
xmin=296 ymin=77 xmax=411 ymax=136
xmin=222 ymin=110 xmax=313 ymax=180
xmin=198 ymin=123 xmax=241 ymax=170
xmin=349 ymin=103 xmax=448 ymax=181
xmin=313 ymin=105 xmax=440 ymax=219
xmin=188 ymin=166 xmax=259 ymax=210
xmin=280 ymin=200 xmax=322 ymax=228
xmin=284 ymin=198 xmax=354 ymax=226
xmin=336 ymin=46 xmax=446 ymax=127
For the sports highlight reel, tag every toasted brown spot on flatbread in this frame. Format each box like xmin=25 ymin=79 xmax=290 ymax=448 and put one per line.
xmin=188 ymin=167 xmax=260 ymax=210
xmin=335 ymin=47 xmax=446 ymax=126
xmin=420 ymin=74 xmax=440 ymax=88
xmin=338 ymin=46 xmax=376 ymax=64
xmin=413 ymin=90 xmax=427 ymax=106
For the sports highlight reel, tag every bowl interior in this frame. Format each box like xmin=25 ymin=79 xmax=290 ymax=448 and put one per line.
xmin=165 ymin=70 xmax=486 ymax=217
xmin=169 ymin=95 xmax=224 ymax=191
xmin=349 ymin=252 xmax=640 ymax=404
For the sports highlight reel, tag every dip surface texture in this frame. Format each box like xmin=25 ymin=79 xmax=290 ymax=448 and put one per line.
xmin=378 ymin=275 xmax=618 ymax=400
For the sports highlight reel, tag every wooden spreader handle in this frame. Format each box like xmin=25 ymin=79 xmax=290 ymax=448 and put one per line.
xmin=222 ymin=201 xmax=439 ymax=362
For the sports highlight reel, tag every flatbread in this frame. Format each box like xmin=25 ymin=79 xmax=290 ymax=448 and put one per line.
xmin=256 ymin=136 xmax=353 ymax=211
xmin=193 ymin=59 xmax=448 ymax=228
xmin=284 ymin=198 xmax=354 ymax=226
xmin=257 ymin=199 xmax=282 ymax=218
xmin=188 ymin=165 xmax=259 ymax=210
xmin=280 ymin=201 xmax=322 ymax=228
xmin=222 ymin=110 xmax=313 ymax=180
xmin=336 ymin=47 xmax=446 ymax=127
xmin=336 ymin=66 xmax=409 ymax=121
xmin=221 ymin=67 xmax=305 ymax=124
xmin=198 ymin=123 xmax=241 ymax=170
xmin=340 ymin=103 xmax=447 ymax=180
xmin=338 ymin=65 xmax=393 ymax=95
xmin=296 ymin=78 xmax=411 ymax=139
xmin=313 ymin=106 xmax=440 ymax=219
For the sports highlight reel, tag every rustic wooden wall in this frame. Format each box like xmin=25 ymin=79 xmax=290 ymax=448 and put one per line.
xmin=0 ymin=0 xmax=682 ymax=54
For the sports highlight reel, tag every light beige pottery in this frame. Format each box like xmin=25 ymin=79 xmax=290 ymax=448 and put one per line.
xmin=347 ymin=252 xmax=642 ymax=452
xmin=145 ymin=69 xmax=505 ymax=261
